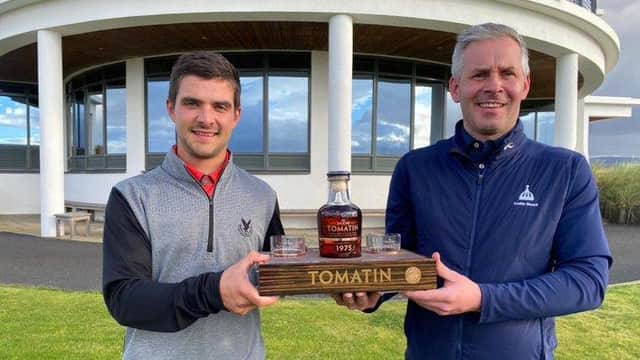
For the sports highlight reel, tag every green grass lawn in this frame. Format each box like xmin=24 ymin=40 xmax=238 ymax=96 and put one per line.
xmin=0 ymin=284 xmax=638 ymax=359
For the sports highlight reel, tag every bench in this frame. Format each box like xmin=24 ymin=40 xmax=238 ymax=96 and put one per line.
xmin=54 ymin=212 xmax=91 ymax=239
xmin=65 ymin=201 xmax=106 ymax=222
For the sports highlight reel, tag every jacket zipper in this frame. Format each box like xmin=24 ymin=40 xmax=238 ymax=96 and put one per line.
xmin=458 ymin=163 xmax=486 ymax=360
xmin=207 ymin=197 xmax=214 ymax=252
xmin=467 ymin=163 xmax=485 ymax=271
xmin=186 ymin=171 xmax=217 ymax=253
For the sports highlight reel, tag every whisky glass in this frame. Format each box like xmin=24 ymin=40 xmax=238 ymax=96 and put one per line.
xmin=270 ymin=235 xmax=307 ymax=257
xmin=365 ymin=233 xmax=401 ymax=254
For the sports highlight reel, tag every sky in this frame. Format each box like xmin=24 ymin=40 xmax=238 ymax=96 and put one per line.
xmin=589 ymin=0 xmax=640 ymax=157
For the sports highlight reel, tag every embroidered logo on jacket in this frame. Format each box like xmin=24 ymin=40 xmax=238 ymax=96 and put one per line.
xmin=513 ymin=185 xmax=539 ymax=207
xmin=238 ymin=218 xmax=253 ymax=237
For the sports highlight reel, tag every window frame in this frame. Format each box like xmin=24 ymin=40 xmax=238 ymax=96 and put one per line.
xmin=0 ymin=82 xmax=40 ymax=173
xmin=352 ymin=57 xmax=447 ymax=174
xmin=65 ymin=63 xmax=127 ymax=173
xmin=520 ymin=100 xmax=555 ymax=144
xmin=143 ymin=52 xmax=312 ymax=173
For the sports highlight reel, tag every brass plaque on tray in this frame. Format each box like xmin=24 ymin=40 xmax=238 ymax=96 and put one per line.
xmin=258 ymin=248 xmax=436 ymax=296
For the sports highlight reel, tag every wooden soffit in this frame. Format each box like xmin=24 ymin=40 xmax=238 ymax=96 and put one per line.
xmin=0 ymin=21 xmax=558 ymax=98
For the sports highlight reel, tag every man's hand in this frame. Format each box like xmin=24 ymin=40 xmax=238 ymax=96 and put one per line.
xmin=220 ymin=251 xmax=279 ymax=316
xmin=404 ymin=252 xmax=482 ymax=316
xmin=331 ymin=292 xmax=382 ymax=311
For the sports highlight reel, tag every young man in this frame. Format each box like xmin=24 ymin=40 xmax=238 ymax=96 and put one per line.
xmin=335 ymin=23 xmax=612 ymax=359
xmin=103 ymin=52 xmax=283 ymax=359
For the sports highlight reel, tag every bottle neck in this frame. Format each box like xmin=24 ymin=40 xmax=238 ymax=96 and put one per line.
xmin=328 ymin=179 xmax=351 ymax=205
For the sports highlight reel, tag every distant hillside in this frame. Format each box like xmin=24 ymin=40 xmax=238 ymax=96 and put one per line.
xmin=590 ymin=156 xmax=640 ymax=167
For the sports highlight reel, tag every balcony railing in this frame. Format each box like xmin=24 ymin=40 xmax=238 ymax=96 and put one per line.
xmin=569 ymin=0 xmax=597 ymax=13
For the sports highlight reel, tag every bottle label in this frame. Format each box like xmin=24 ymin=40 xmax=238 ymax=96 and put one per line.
xmin=319 ymin=216 xmax=361 ymax=257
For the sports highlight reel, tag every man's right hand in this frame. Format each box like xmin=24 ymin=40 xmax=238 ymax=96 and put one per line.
xmin=220 ymin=251 xmax=279 ymax=316
xmin=331 ymin=292 xmax=382 ymax=311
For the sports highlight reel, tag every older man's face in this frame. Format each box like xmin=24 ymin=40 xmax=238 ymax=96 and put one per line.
xmin=449 ymin=37 xmax=530 ymax=141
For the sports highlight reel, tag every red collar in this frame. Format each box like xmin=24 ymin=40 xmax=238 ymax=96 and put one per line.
xmin=174 ymin=146 xmax=230 ymax=198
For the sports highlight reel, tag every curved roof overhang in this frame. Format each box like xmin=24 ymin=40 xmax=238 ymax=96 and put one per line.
xmin=0 ymin=0 xmax=619 ymax=98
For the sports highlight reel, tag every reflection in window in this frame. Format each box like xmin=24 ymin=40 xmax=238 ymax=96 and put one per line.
xmin=444 ymin=91 xmax=462 ymax=138
xmin=0 ymin=96 xmax=27 ymax=145
xmin=147 ymin=80 xmax=175 ymax=153
xmin=376 ymin=80 xmax=410 ymax=156
xmin=88 ymin=93 xmax=104 ymax=155
xmin=29 ymin=105 xmax=40 ymax=146
xmin=65 ymin=62 xmax=126 ymax=170
xmin=106 ymin=88 xmax=126 ymax=154
xmin=230 ymin=76 xmax=263 ymax=153
xmin=351 ymin=78 xmax=373 ymax=154
xmin=268 ymin=76 xmax=308 ymax=153
xmin=0 ymin=87 xmax=39 ymax=170
xmin=414 ymin=85 xmax=432 ymax=149
xmin=520 ymin=112 xmax=535 ymax=139
xmin=537 ymin=112 xmax=555 ymax=145
xmin=73 ymin=92 xmax=86 ymax=155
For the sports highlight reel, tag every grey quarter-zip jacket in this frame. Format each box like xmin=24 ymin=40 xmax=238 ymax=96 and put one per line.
xmin=103 ymin=149 xmax=284 ymax=360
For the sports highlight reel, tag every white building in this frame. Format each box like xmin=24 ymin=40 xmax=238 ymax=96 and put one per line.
xmin=0 ymin=0 xmax=638 ymax=236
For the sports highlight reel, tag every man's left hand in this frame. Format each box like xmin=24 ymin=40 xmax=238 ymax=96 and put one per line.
xmin=403 ymin=252 xmax=482 ymax=316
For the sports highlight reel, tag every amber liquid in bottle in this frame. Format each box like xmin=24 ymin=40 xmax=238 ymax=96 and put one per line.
xmin=318 ymin=172 xmax=362 ymax=258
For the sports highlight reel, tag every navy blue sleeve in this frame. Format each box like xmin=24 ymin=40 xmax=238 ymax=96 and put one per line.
xmin=478 ymin=156 xmax=612 ymax=323
xmin=102 ymin=188 xmax=226 ymax=332
xmin=262 ymin=199 xmax=285 ymax=251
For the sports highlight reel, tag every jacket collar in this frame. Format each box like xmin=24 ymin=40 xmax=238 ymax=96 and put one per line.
xmin=449 ymin=119 xmax=526 ymax=165
xmin=161 ymin=147 xmax=234 ymax=188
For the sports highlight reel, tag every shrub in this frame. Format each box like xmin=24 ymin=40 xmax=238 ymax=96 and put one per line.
xmin=592 ymin=163 xmax=640 ymax=224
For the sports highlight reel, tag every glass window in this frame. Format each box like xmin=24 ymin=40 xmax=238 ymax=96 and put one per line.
xmin=65 ymin=62 xmax=126 ymax=171
xmin=413 ymin=84 xmax=432 ymax=149
xmin=147 ymin=79 xmax=174 ymax=153
xmin=29 ymin=104 xmax=40 ymax=146
xmin=536 ymin=112 xmax=555 ymax=145
xmin=351 ymin=58 xmax=447 ymax=172
xmin=0 ymin=96 xmax=27 ymax=145
xmin=268 ymin=76 xmax=308 ymax=153
xmin=106 ymin=87 xmax=126 ymax=154
xmin=351 ymin=78 xmax=373 ymax=155
xmin=0 ymin=85 xmax=39 ymax=171
xmin=230 ymin=76 xmax=263 ymax=153
xmin=88 ymin=93 xmax=104 ymax=155
xmin=520 ymin=112 xmax=535 ymax=139
xmin=144 ymin=53 xmax=311 ymax=172
xmin=444 ymin=91 xmax=462 ymax=139
xmin=72 ymin=91 xmax=86 ymax=156
xmin=376 ymin=79 xmax=410 ymax=156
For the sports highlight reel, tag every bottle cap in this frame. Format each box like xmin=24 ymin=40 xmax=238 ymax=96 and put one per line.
xmin=327 ymin=171 xmax=351 ymax=179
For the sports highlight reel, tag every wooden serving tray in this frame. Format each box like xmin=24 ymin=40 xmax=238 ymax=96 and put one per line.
xmin=258 ymin=248 xmax=436 ymax=296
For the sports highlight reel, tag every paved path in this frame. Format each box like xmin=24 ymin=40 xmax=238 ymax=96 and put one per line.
xmin=0 ymin=225 xmax=638 ymax=292
xmin=0 ymin=232 xmax=101 ymax=291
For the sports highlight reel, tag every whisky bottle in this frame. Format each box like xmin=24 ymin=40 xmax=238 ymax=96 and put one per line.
xmin=318 ymin=171 xmax=362 ymax=258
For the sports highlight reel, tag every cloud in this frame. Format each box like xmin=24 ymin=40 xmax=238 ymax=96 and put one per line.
xmin=590 ymin=132 xmax=640 ymax=157
xmin=0 ymin=137 xmax=28 ymax=145
xmin=240 ymin=76 xmax=263 ymax=108
xmin=589 ymin=2 xmax=640 ymax=156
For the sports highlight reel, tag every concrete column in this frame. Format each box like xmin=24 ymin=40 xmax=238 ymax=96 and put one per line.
xmin=575 ymin=97 xmax=589 ymax=160
xmin=328 ymin=14 xmax=353 ymax=172
xmin=553 ymin=53 xmax=579 ymax=150
xmin=37 ymin=30 xmax=65 ymax=237
xmin=126 ymin=58 xmax=146 ymax=176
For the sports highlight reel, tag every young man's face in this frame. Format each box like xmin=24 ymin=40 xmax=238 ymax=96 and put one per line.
xmin=449 ymin=37 xmax=530 ymax=141
xmin=166 ymin=75 xmax=240 ymax=167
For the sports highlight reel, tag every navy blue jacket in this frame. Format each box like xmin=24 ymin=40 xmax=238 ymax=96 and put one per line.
xmin=386 ymin=121 xmax=612 ymax=359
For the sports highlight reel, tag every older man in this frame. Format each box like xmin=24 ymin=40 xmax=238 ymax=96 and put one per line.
xmin=335 ymin=23 xmax=611 ymax=359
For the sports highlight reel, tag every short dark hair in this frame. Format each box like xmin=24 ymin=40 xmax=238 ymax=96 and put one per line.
xmin=168 ymin=51 xmax=241 ymax=107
